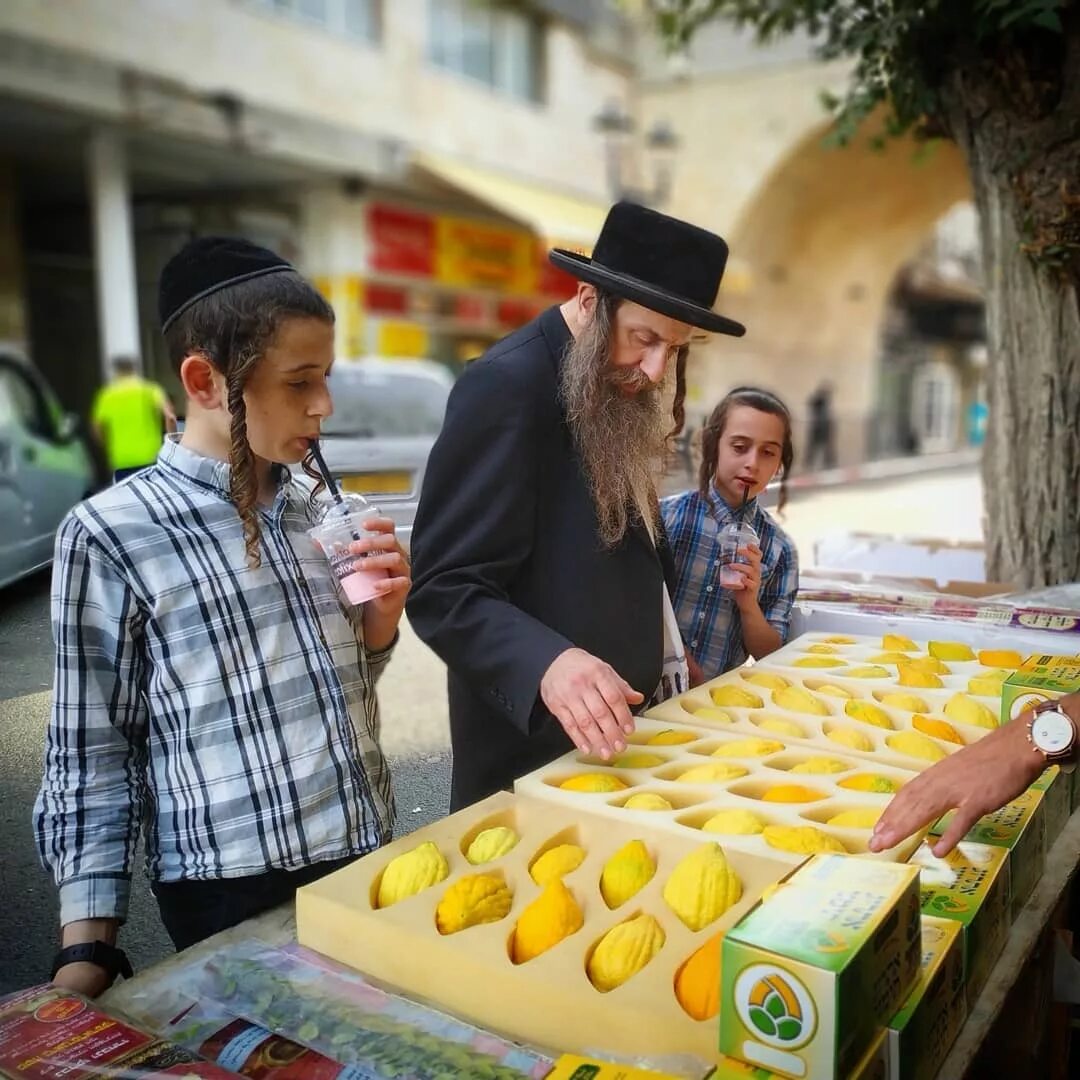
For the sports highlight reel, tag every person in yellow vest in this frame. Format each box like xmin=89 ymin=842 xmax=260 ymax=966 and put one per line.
xmin=91 ymin=357 xmax=178 ymax=482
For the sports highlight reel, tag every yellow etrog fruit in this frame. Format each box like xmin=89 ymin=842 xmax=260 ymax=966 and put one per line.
xmin=823 ymin=635 xmax=858 ymax=644
xmin=827 ymin=808 xmax=883 ymax=829
xmin=883 ymin=633 xmax=919 ymax=651
xmin=807 ymin=643 xmax=840 ymax=654
xmin=763 ymin=825 xmax=847 ymax=855
xmin=897 ymin=663 xmax=944 ymax=689
xmin=904 ymin=655 xmax=951 ymax=675
xmin=662 ymin=843 xmax=742 ymax=931
xmin=869 ymin=652 xmax=915 ymax=664
xmin=839 ymin=773 xmax=900 ymax=794
xmin=599 ymin=839 xmax=656 ymax=909
xmin=968 ymin=670 xmax=1009 ymax=697
xmin=676 ymin=762 xmax=749 ymax=784
xmin=645 ymin=729 xmax=697 ymax=746
xmin=623 ymin=792 xmax=674 ymax=812
xmin=843 ymin=666 xmax=892 ymax=679
xmin=587 ymin=914 xmax=665 ymax=992
xmin=845 ymin=700 xmax=894 ymax=729
xmin=887 ymin=730 xmax=947 ymax=762
xmin=684 ymin=705 xmax=736 ymax=724
xmin=879 ymin=692 xmax=931 ymax=714
xmin=710 ymin=737 xmax=784 ymax=758
xmin=912 ymin=715 xmax=964 ymax=745
xmin=710 ymin=684 xmax=765 ymax=709
xmin=702 ymin=809 xmax=765 ymax=835
xmin=611 ymin=751 xmax=666 ymax=769
xmin=529 ymin=844 xmax=586 ymax=885
xmin=511 ymin=878 xmax=583 ymax=962
xmin=560 ymin=773 xmax=628 ymax=793
xmin=928 ymin=640 xmax=976 ymax=661
xmin=757 ymin=716 xmax=806 ymax=738
xmin=465 ymin=826 xmax=520 ymax=866
xmin=792 ymin=656 xmax=848 ymax=668
xmin=944 ymin=693 xmax=998 ymax=729
xmin=789 ymin=757 xmax=849 ymax=774
xmin=815 ymin=683 xmax=855 ymax=699
xmin=826 ymin=727 xmax=874 ymax=752
xmin=772 ymin=686 xmax=830 ymax=716
xmin=743 ymin=671 xmax=790 ymax=690
xmin=376 ymin=841 xmax=449 ymax=909
xmin=435 ymin=873 xmax=512 ymax=934
xmin=761 ymin=784 xmax=827 ymax=803
xmin=978 ymin=649 xmax=1022 ymax=669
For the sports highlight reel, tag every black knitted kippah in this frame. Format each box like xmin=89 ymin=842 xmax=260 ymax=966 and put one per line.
xmin=158 ymin=236 xmax=295 ymax=332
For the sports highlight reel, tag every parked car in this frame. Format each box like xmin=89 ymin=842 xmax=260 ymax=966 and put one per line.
xmin=0 ymin=350 xmax=95 ymax=588
xmin=312 ymin=358 xmax=455 ymax=551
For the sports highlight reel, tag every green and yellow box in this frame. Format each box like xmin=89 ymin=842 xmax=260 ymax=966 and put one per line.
xmin=1000 ymin=654 xmax=1080 ymax=724
xmin=930 ymin=787 xmax=1045 ymax=918
xmin=886 ymin=916 xmax=966 ymax=1080
xmin=909 ymin=840 xmax=1010 ymax=1002
xmin=709 ymin=1030 xmax=887 ymax=1080
xmin=1030 ymin=766 xmax=1071 ymax=846
xmin=720 ymin=854 xmax=920 ymax=1080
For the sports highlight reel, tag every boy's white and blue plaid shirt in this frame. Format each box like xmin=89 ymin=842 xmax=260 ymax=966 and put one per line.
xmin=661 ymin=484 xmax=799 ymax=679
xmin=35 ymin=438 xmax=395 ymax=926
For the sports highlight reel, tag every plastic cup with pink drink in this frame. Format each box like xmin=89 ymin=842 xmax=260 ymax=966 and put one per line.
xmin=718 ymin=519 xmax=760 ymax=588
xmin=308 ymin=494 xmax=390 ymax=606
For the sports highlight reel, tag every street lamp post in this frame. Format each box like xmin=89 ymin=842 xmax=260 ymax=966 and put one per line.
xmin=593 ymin=100 xmax=679 ymax=207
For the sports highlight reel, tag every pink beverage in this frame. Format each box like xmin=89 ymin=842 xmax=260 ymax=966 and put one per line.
xmin=308 ymin=496 xmax=390 ymax=606
xmin=719 ymin=519 xmax=759 ymax=587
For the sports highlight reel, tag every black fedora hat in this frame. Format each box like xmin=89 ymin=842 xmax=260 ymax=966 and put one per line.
xmin=550 ymin=201 xmax=745 ymax=337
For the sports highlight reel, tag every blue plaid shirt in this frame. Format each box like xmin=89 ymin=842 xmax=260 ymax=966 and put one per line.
xmin=661 ymin=485 xmax=799 ymax=679
xmin=35 ymin=438 xmax=395 ymax=926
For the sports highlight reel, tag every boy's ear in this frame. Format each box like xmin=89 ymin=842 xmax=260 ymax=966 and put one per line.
xmin=179 ymin=354 xmax=225 ymax=410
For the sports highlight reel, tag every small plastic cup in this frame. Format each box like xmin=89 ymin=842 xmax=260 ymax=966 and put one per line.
xmin=718 ymin=519 xmax=759 ymax=587
xmin=308 ymin=495 xmax=390 ymax=606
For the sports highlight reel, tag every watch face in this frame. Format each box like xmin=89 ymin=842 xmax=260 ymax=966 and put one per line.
xmin=1032 ymin=710 xmax=1075 ymax=754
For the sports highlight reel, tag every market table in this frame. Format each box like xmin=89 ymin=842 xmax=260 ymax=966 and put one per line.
xmin=102 ymin=807 xmax=1080 ymax=1079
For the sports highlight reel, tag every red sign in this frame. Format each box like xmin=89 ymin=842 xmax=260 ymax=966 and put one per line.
xmin=497 ymin=298 xmax=542 ymax=326
xmin=365 ymin=283 xmax=409 ymax=314
xmin=536 ymin=242 xmax=580 ymax=299
xmin=369 ymin=204 xmax=435 ymax=277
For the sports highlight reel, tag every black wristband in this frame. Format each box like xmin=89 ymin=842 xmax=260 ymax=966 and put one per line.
xmin=51 ymin=941 xmax=133 ymax=982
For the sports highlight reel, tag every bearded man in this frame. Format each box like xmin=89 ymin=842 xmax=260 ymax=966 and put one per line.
xmin=406 ymin=202 xmax=745 ymax=808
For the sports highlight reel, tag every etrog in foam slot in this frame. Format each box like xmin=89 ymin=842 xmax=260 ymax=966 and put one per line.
xmin=908 ymin=840 xmax=1010 ymax=1002
xmin=930 ymin=786 xmax=1045 ymax=919
xmin=720 ymin=854 xmax=921 ymax=1080
xmin=1000 ymin=654 xmax=1080 ymax=722
xmin=886 ymin=916 xmax=966 ymax=1080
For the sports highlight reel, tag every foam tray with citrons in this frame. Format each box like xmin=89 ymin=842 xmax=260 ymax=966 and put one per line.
xmin=513 ymin=714 xmax=922 ymax=864
xmin=644 ymin=631 xmax=1014 ymax=774
xmin=296 ymin=790 xmax=792 ymax=1063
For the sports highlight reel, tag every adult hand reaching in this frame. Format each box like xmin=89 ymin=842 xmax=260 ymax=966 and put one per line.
xmin=869 ymin=707 xmax=1052 ymax=857
xmin=541 ymin=648 xmax=644 ymax=760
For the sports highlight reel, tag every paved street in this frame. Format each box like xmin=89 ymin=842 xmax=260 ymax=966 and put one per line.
xmin=0 ymin=466 xmax=983 ymax=993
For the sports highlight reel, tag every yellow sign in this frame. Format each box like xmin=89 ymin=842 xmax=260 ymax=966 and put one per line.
xmin=314 ymin=274 xmax=365 ymax=359
xmin=435 ymin=215 xmax=535 ymax=294
xmin=377 ymin=320 xmax=429 ymax=358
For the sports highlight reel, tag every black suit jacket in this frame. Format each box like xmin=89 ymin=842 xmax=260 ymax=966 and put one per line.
xmin=406 ymin=306 xmax=667 ymax=809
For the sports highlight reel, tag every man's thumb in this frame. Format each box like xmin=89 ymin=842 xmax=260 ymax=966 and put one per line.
xmin=620 ymin=679 xmax=645 ymax=704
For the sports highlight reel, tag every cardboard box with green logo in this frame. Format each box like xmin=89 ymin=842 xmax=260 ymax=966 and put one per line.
xmin=909 ymin=840 xmax=1010 ymax=1002
xmin=1000 ymin=654 xmax=1080 ymax=724
xmin=1030 ymin=765 xmax=1071 ymax=845
xmin=930 ymin=787 xmax=1044 ymax=919
xmin=720 ymin=854 xmax=921 ymax=1080
xmin=886 ymin=916 xmax=966 ymax=1080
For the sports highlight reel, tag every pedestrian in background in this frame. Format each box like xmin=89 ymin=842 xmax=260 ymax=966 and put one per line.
xmin=804 ymin=379 xmax=836 ymax=471
xmin=91 ymin=355 xmax=178 ymax=482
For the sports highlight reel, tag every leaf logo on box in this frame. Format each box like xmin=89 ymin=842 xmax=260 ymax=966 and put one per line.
xmin=927 ymin=894 xmax=969 ymax=915
xmin=735 ymin=964 xmax=817 ymax=1050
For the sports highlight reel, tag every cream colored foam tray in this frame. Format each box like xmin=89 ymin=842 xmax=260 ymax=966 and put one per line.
xmin=514 ymin=714 xmax=923 ymax=864
xmin=296 ymin=790 xmax=791 ymax=1063
xmin=644 ymin=631 xmax=1009 ymax=774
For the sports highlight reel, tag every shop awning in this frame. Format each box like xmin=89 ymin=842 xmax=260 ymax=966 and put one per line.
xmin=414 ymin=151 xmax=608 ymax=251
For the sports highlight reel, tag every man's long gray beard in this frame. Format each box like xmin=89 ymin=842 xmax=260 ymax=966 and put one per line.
xmin=559 ymin=321 xmax=671 ymax=549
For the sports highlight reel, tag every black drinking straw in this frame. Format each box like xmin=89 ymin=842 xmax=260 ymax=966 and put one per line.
xmin=308 ymin=438 xmax=344 ymax=505
xmin=739 ymin=480 xmax=750 ymax=523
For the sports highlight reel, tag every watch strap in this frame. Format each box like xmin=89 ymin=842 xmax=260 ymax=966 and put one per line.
xmin=51 ymin=941 xmax=133 ymax=981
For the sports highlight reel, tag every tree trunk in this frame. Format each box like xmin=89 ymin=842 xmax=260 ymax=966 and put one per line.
xmin=941 ymin=25 xmax=1080 ymax=589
